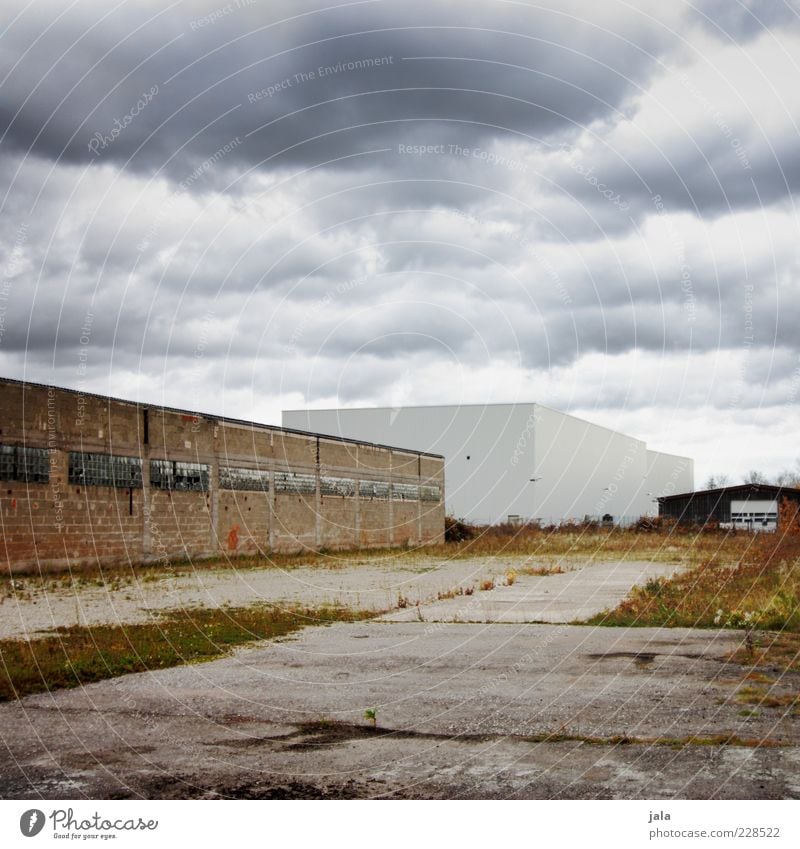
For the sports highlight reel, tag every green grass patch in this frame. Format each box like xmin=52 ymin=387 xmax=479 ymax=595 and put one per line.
xmin=0 ymin=604 xmax=377 ymax=702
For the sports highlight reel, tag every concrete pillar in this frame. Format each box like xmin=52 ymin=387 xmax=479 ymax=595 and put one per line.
xmin=417 ymin=453 xmax=423 ymax=545
xmin=389 ymin=451 xmax=394 ymax=546
xmin=354 ymin=476 xmax=361 ymax=548
xmin=354 ymin=445 xmax=361 ymax=548
xmin=314 ymin=437 xmax=322 ymax=548
xmin=268 ymin=469 xmax=276 ymax=551
xmin=209 ymin=456 xmax=219 ymax=553
xmin=141 ymin=452 xmax=151 ymax=558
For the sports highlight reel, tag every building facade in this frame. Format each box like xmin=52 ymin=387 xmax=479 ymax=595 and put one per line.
xmin=658 ymin=484 xmax=800 ymax=531
xmin=282 ymin=403 xmax=693 ymax=526
xmin=0 ymin=378 xmax=445 ymax=572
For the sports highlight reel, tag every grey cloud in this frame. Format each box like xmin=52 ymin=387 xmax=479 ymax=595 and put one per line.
xmin=693 ymin=0 xmax=800 ymax=42
xmin=0 ymin=0 xmax=679 ymax=180
xmin=2 ymin=0 xmax=799 ymax=435
xmin=544 ymin=126 xmax=800 ymax=227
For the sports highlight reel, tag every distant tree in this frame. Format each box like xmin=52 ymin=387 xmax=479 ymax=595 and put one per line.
xmin=775 ymin=470 xmax=800 ymax=487
xmin=704 ymin=473 xmax=730 ymax=489
xmin=743 ymin=470 xmax=768 ymax=484
xmin=774 ymin=459 xmax=800 ymax=488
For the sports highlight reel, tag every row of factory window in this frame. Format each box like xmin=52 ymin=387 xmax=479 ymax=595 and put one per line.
xmin=0 ymin=445 xmax=51 ymax=483
xmin=0 ymin=445 xmax=440 ymax=502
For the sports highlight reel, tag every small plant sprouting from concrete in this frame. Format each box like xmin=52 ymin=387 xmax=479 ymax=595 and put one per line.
xmin=716 ymin=610 xmax=758 ymax=657
xmin=480 ymin=578 xmax=495 ymax=592
xmin=505 ymin=570 xmax=517 ymax=586
xmin=364 ymin=707 xmax=377 ymax=728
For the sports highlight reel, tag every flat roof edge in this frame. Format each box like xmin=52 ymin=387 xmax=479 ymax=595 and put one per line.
xmin=658 ymin=483 xmax=800 ymax=502
xmin=0 ymin=376 xmax=444 ymax=459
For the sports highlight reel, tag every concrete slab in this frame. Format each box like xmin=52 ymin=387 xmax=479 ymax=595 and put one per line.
xmin=0 ymin=554 xmax=678 ymax=639
xmin=1 ymin=621 xmax=797 ymax=799
xmin=382 ymin=559 xmax=680 ymax=623
xmin=0 ymin=555 xmax=523 ymax=639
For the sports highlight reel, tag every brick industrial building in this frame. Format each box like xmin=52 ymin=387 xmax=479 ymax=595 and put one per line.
xmin=0 ymin=378 xmax=445 ymax=572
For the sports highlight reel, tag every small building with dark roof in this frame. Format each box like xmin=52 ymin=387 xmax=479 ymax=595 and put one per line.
xmin=657 ymin=483 xmax=800 ymax=531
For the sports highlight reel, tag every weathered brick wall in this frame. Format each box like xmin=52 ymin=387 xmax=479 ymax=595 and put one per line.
xmin=358 ymin=500 xmax=392 ymax=548
xmin=318 ymin=496 xmax=358 ymax=550
xmin=147 ymin=491 xmax=213 ymax=561
xmin=0 ymin=378 xmax=445 ymax=572
xmin=218 ymin=490 xmax=269 ymax=556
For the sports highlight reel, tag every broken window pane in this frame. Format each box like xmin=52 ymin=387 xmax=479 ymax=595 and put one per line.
xmin=69 ymin=452 xmax=143 ymax=488
xmin=320 ymin=476 xmax=356 ymax=497
xmin=392 ymin=482 xmax=419 ymax=501
xmin=219 ymin=466 xmax=270 ymax=492
xmin=0 ymin=444 xmax=51 ymax=483
xmin=359 ymin=479 xmax=390 ymax=500
xmin=150 ymin=459 xmax=209 ymax=491
xmin=420 ymin=484 xmax=441 ymax=502
xmin=274 ymin=471 xmax=316 ymax=494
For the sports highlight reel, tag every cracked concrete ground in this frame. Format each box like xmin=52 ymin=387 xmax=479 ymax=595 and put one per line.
xmin=0 ymin=555 xmax=678 ymax=638
xmin=1 ymin=557 xmax=798 ymax=799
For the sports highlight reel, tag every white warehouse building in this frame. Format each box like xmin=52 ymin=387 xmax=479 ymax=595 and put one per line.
xmin=282 ymin=403 xmax=694 ymax=526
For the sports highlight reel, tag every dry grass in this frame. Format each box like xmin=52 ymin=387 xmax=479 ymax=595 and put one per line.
xmin=586 ymin=533 xmax=800 ymax=632
xmin=0 ymin=523 xmax=759 ymax=599
xmin=735 ymin=684 xmax=800 ymax=709
xmin=586 ymin=532 xmax=800 ymax=678
xmin=731 ymin=631 xmax=800 ymax=676
xmin=437 ymin=586 xmax=469 ymax=600
xmin=517 ymin=564 xmax=566 ymax=576
xmin=434 ymin=521 xmax=756 ymax=567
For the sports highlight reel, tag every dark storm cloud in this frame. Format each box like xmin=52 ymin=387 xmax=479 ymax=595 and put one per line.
xmin=544 ymin=111 xmax=800 ymax=226
xmin=0 ymin=0 xmax=675 ymax=178
xmin=1 ymin=0 xmax=799 ymax=438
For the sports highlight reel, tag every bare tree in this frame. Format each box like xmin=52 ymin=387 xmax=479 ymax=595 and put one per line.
xmin=704 ymin=473 xmax=730 ymax=489
xmin=743 ymin=469 xmax=768 ymax=484
xmin=775 ymin=458 xmax=800 ymax=488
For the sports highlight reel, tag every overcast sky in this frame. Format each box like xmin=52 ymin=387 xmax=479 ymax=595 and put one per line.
xmin=1 ymin=0 xmax=799 ymax=484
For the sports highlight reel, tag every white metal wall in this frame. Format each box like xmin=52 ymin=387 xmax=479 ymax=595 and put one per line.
xmin=282 ymin=404 xmax=694 ymax=525
xmin=532 ymin=405 xmax=649 ymax=524
xmin=646 ymin=449 xmax=694 ymax=500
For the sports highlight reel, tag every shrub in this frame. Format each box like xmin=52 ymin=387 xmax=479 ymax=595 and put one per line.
xmin=634 ymin=515 xmax=678 ymax=533
xmin=445 ymin=516 xmax=476 ymax=542
xmin=779 ymin=497 xmax=800 ymax=535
